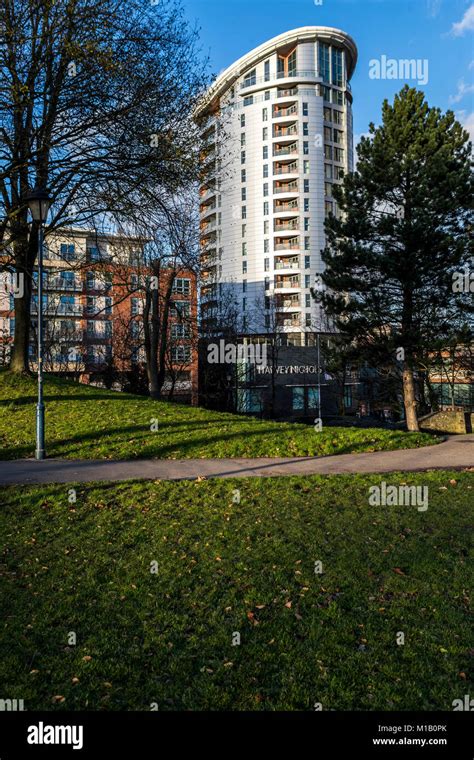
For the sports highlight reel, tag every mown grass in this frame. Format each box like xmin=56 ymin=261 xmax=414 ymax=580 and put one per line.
xmin=0 ymin=370 xmax=437 ymax=460
xmin=0 ymin=471 xmax=472 ymax=710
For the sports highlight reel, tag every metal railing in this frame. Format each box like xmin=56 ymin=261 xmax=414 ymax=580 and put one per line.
xmin=274 ymin=164 xmax=298 ymax=176
xmin=240 ymin=70 xmax=319 ymax=90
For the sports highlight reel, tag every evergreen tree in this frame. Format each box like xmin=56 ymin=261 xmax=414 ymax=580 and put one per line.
xmin=316 ymin=86 xmax=473 ymax=430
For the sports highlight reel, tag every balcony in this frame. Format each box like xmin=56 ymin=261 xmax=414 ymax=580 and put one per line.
xmin=32 ymin=302 xmax=83 ymax=316
xmin=239 ymin=70 xmax=318 ymax=90
xmin=273 ymin=104 xmax=298 ymax=119
xmin=274 ymin=161 xmax=298 ymax=176
xmin=276 ymin=314 xmax=301 ymax=328
xmin=274 ymin=181 xmax=298 ymax=195
xmin=273 ymin=142 xmax=298 ymax=157
xmin=275 ymin=294 xmax=300 ymax=309
xmin=273 ymin=124 xmax=298 ymax=138
xmin=274 ymin=199 xmax=299 ymax=213
xmin=275 ymin=256 xmax=300 ymax=270
xmin=274 ymin=275 xmax=300 ymax=289
xmin=277 ymin=87 xmax=298 ymax=99
xmin=275 ymin=237 xmax=299 ymax=251
xmin=200 ymin=202 xmax=216 ymax=218
xmin=200 ymin=221 xmax=217 ymax=238
xmin=86 ymin=278 xmax=112 ymax=292
xmin=45 ymin=277 xmax=82 ymax=292
xmin=274 ymin=218 xmax=299 ymax=232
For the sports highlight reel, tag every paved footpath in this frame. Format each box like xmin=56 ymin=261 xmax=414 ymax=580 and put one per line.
xmin=0 ymin=435 xmax=473 ymax=485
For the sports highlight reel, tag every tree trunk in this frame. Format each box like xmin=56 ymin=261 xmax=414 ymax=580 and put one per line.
xmin=402 ymin=364 xmax=419 ymax=431
xmin=9 ymin=230 xmax=35 ymax=374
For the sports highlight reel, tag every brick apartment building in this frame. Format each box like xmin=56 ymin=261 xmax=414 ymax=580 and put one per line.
xmin=0 ymin=229 xmax=198 ymax=404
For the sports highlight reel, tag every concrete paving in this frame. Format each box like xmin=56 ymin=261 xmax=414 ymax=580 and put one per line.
xmin=0 ymin=435 xmax=472 ymax=485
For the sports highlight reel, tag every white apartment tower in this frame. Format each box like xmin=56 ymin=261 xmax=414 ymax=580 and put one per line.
xmin=197 ymin=26 xmax=357 ymax=345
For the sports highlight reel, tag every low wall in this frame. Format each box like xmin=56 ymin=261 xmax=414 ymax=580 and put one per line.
xmin=420 ymin=411 xmax=473 ymax=434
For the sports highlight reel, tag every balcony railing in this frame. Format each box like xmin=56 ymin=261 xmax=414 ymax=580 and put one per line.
xmin=276 ymin=297 xmax=300 ymax=308
xmin=46 ymin=277 xmax=82 ymax=292
xmin=32 ymin=303 xmax=83 ymax=316
xmin=274 ymin=183 xmax=298 ymax=194
xmin=277 ymin=87 xmax=299 ymax=98
xmin=273 ymin=105 xmax=298 ymax=118
xmin=240 ymin=70 xmax=319 ymax=90
xmin=273 ymin=125 xmax=298 ymax=137
xmin=274 ymin=163 xmax=298 ymax=176
xmin=275 ymin=220 xmax=299 ymax=231
xmin=275 ymin=238 xmax=299 ymax=250
xmin=275 ymin=259 xmax=299 ymax=270
xmin=274 ymin=200 xmax=299 ymax=212
xmin=273 ymin=144 xmax=298 ymax=157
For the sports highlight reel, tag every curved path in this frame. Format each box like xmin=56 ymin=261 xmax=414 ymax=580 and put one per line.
xmin=0 ymin=435 xmax=472 ymax=485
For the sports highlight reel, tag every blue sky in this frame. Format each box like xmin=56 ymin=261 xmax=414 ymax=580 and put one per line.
xmin=183 ymin=0 xmax=474 ymax=142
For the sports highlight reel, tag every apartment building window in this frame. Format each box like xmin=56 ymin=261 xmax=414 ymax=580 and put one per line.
xmin=263 ymin=164 xmax=268 ymax=178
xmin=244 ymin=96 xmax=253 ymax=106
xmin=241 ymin=150 xmax=246 ymax=164
xmin=263 ymin=127 xmax=268 ymax=141
xmin=305 ymin=275 xmax=310 ymax=288
xmin=263 ymin=201 xmax=269 ymax=215
xmin=324 ymin=126 xmax=332 ymax=142
xmin=104 ymin=321 xmax=113 ymax=338
xmin=302 ymin=102 xmax=309 ymax=116
xmin=334 ymin=147 xmax=344 ymax=162
xmin=325 ymin=201 xmax=333 ymax=217
xmin=304 ymin=218 xmax=310 ymax=231
xmin=305 ymin=255 xmax=311 ymax=268
xmin=61 ymin=243 xmax=76 ymax=261
xmin=324 ymin=106 xmax=332 ymax=121
xmin=263 ymin=183 xmax=269 ymax=197
xmin=264 ymin=258 xmax=269 ymax=271
xmin=104 ymin=297 xmax=112 ymax=315
xmin=130 ymin=273 xmax=139 ymax=290
xmin=325 ymin=182 xmax=332 ymax=197
xmin=333 ymin=89 xmax=344 ymax=106
xmin=242 ymin=242 xmax=247 ymax=256
xmin=322 ymin=85 xmax=331 ymax=102
xmin=333 ymin=110 xmax=343 ymax=125
xmin=264 ymin=276 xmax=270 ymax=291
xmin=241 ymin=169 xmax=246 ymax=182
xmin=173 ymin=278 xmax=191 ymax=295
xmin=303 ymin=160 xmax=310 ymax=174
xmin=304 ymin=179 xmax=309 ymax=193
xmin=87 ymin=296 xmax=95 ymax=315
xmin=241 ymin=133 xmax=246 ymax=146
xmin=264 ymin=60 xmax=270 ymax=81
xmin=242 ymin=280 xmax=247 ymax=293
xmin=242 ymin=261 xmax=247 ymax=274
xmin=333 ymin=129 xmax=343 ymax=144
xmin=305 ymin=293 xmax=311 ymax=308
xmin=131 ymin=321 xmax=140 ymax=339
xmin=131 ymin=298 xmax=140 ymax=316
xmin=262 ymin=107 xmax=268 ymax=122
xmin=170 ymin=301 xmax=190 ymax=317
xmin=264 ymin=220 xmax=269 ymax=234
xmin=332 ymin=48 xmax=343 ymax=87
xmin=302 ymin=123 xmax=309 ymax=136
xmin=242 ymin=224 xmax=247 ymax=237
xmin=264 ymin=239 xmax=270 ymax=253
xmin=265 ymin=296 xmax=270 ymax=310
xmin=325 ymin=164 xmax=333 ymax=179
xmin=324 ymin=145 xmax=333 ymax=160
xmin=304 ymin=198 xmax=310 ymax=212
xmin=244 ymin=68 xmax=256 ymax=87
xmin=303 ymin=141 xmax=309 ymax=155
xmin=242 ymin=206 xmax=247 ymax=219
xmin=242 ymin=297 xmax=246 ymax=311
xmin=241 ymin=188 xmax=247 ymax=201
xmin=86 ymin=271 xmax=94 ymax=289
xmin=318 ymin=42 xmax=330 ymax=83
xmin=9 ymin=317 xmax=15 ymax=337
xmin=305 ymin=313 xmax=312 ymax=328
xmin=87 ymin=320 xmax=95 ymax=337
xmin=263 ymin=146 xmax=268 ymax=160
xmin=240 ymin=114 xmax=246 ymax=127
xmin=305 ymin=237 xmax=310 ymax=250
xmin=173 ymin=346 xmax=191 ymax=363
xmin=265 ymin=91 xmax=271 ymax=101
xmin=172 ymin=323 xmax=190 ymax=339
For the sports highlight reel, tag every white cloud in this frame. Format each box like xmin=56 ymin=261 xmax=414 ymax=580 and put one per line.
xmin=451 ymin=3 xmax=474 ymax=36
xmin=455 ymin=109 xmax=474 ymax=142
xmin=449 ymin=78 xmax=474 ymax=104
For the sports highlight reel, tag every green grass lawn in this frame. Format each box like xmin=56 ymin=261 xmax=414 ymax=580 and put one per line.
xmin=0 ymin=471 xmax=472 ymax=711
xmin=0 ymin=370 xmax=437 ymax=460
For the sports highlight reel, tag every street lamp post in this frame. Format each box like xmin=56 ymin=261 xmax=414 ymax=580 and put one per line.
xmin=26 ymin=188 xmax=51 ymax=460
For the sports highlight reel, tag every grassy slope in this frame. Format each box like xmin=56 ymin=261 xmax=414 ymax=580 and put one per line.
xmin=0 ymin=370 xmax=437 ymax=460
xmin=0 ymin=472 xmax=472 ymax=711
